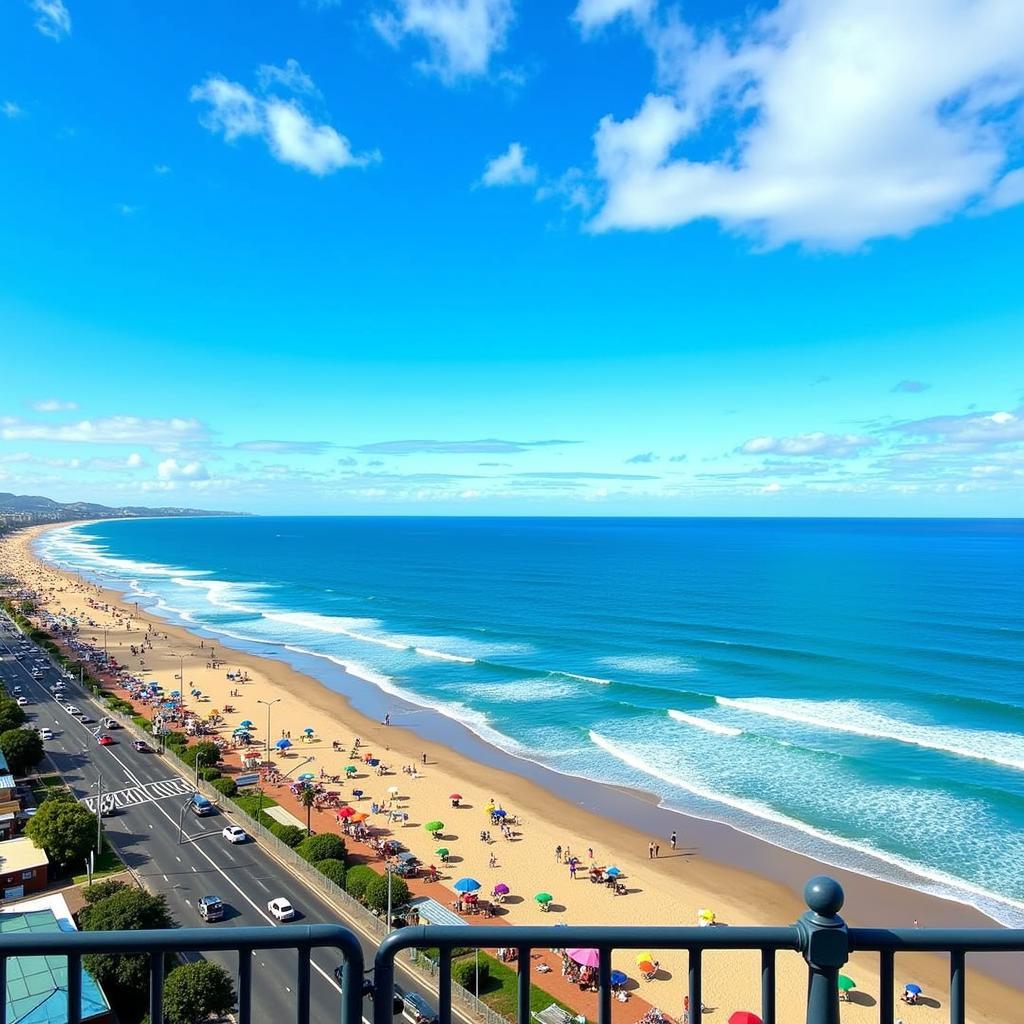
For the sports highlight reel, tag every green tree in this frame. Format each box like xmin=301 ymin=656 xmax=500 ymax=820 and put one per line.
xmin=0 ymin=727 xmax=44 ymax=775
xmin=295 ymin=832 xmax=345 ymax=863
xmin=83 ymin=879 xmax=129 ymax=904
xmin=25 ymin=792 xmax=96 ymax=869
xmin=79 ymin=888 xmax=173 ymax=993
xmin=452 ymin=956 xmax=489 ymax=991
xmin=364 ymin=873 xmax=410 ymax=917
xmin=162 ymin=961 xmax=236 ymax=1024
xmin=212 ymin=776 xmax=237 ymax=797
xmin=178 ymin=741 xmax=221 ymax=768
xmin=0 ymin=697 xmax=27 ymax=735
xmin=270 ymin=823 xmax=305 ymax=847
xmin=298 ymin=786 xmax=316 ymax=834
xmin=344 ymin=864 xmax=377 ymax=903
xmin=315 ymin=858 xmax=346 ymax=887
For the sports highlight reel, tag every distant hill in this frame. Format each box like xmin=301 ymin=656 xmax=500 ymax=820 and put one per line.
xmin=0 ymin=491 xmax=242 ymax=526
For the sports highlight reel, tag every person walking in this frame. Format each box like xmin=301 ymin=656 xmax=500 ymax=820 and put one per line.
xmin=555 ymin=844 xmax=562 ymax=862
xmin=670 ymin=830 xmax=677 ymax=851
xmin=654 ymin=842 xmax=660 ymax=857
xmin=648 ymin=841 xmax=655 ymax=859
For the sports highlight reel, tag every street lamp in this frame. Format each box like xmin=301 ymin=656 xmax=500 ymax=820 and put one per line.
xmin=257 ymin=697 xmax=281 ymax=765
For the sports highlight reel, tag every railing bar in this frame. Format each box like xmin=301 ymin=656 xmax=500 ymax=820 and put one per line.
xmin=439 ymin=947 xmax=453 ymax=1024
xmin=950 ymin=951 xmax=965 ymax=1024
xmin=877 ymin=949 xmax=893 ymax=1024
xmin=516 ymin=947 xmax=531 ymax=1024
xmin=598 ymin=948 xmax=612 ymax=1024
xmin=149 ymin=951 xmax=164 ymax=1024
xmin=688 ymin=947 xmax=701 ymax=1024
xmin=760 ymin=948 xmax=775 ymax=1024
xmin=0 ymin=954 xmax=7 ymax=1024
xmin=66 ymin=952 xmax=82 ymax=1024
xmin=297 ymin=946 xmax=311 ymax=1024
xmin=238 ymin=948 xmax=253 ymax=1024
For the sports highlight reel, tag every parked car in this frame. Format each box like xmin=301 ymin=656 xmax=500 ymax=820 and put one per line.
xmin=267 ymin=898 xmax=295 ymax=921
xmin=198 ymin=895 xmax=225 ymax=922
xmin=132 ymin=739 xmax=153 ymax=753
xmin=222 ymin=825 xmax=248 ymax=844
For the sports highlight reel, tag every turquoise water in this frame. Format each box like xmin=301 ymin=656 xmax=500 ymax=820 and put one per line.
xmin=38 ymin=516 xmax=1024 ymax=923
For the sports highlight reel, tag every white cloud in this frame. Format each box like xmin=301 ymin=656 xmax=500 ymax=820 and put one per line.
xmin=588 ymin=0 xmax=1024 ymax=249
xmin=119 ymin=203 xmax=139 ymax=216
xmin=2 ymin=101 xmax=23 ymax=119
xmin=372 ymin=0 xmax=514 ymax=82
xmin=31 ymin=0 xmax=71 ymax=41
xmin=153 ymin=164 xmax=172 ymax=175
xmin=573 ymin=0 xmax=651 ymax=33
xmin=126 ymin=452 xmax=145 ymax=468
xmin=985 ymin=167 xmax=1024 ymax=211
xmin=257 ymin=59 xmax=321 ymax=98
xmin=892 ymin=407 xmax=1024 ymax=448
xmin=739 ymin=432 xmax=874 ymax=458
xmin=157 ymin=458 xmax=210 ymax=482
xmin=759 ymin=482 xmax=782 ymax=494
xmin=29 ymin=398 xmax=77 ymax=412
xmin=480 ymin=142 xmax=537 ymax=186
xmin=191 ymin=71 xmax=379 ymax=176
xmin=0 ymin=415 xmax=207 ymax=444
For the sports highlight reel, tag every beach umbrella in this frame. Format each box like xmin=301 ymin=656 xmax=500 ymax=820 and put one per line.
xmin=728 ymin=1014 xmax=762 ymax=1024
xmin=492 ymin=883 xmax=510 ymax=895
xmin=605 ymin=867 xmax=621 ymax=877
xmin=239 ymin=720 xmax=253 ymax=727
xmin=485 ymin=802 xmax=495 ymax=813
xmin=698 ymin=908 xmax=715 ymax=921
xmin=276 ymin=738 xmax=292 ymax=750
xmin=425 ymin=821 xmax=445 ymax=833
xmin=905 ymin=984 xmax=922 ymax=995
xmin=298 ymin=772 xmax=315 ymax=781
xmin=610 ymin=971 xmax=627 ymax=987
xmin=352 ymin=789 xmax=364 ymax=799
xmin=304 ymin=727 xmax=314 ymax=734
xmin=491 ymin=808 xmax=507 ymax=818
xmin=350 ymin=812 xmax=368 ymax=823
xmin=338 ymin=806 xmax=356 ymax=818
xmin=449 ymin=793 xmax=462 ymax=800
xmin=435 ymin=848 xmax=449 ymax=856
xmin=837 ymin=975 xmax=856 ymax=992
xmin=454 ymin=878 xmax=481 ymax=893
xmin=233 ymin=727 xmax=249 ymax=735
xmin=170 ymin=690 xmax=180 ymax=697
xmin=535 ymin=893 xmax=553 ymax=904
xmin=566 ymin=948 xmax=601 ymax=968
xmin=367 ymin=758 xmax=380 ymax=766
xmin=387 ymin=785 xmax=400 ymax=795
xmin=345 ymin=765 xmax=358 ymax=774
xmin=635 ymin=953 xmax=655 ymax=967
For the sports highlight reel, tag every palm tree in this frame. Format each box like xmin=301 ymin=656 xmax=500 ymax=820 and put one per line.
xmin=299 ymin=786 xmax=316 ymax=835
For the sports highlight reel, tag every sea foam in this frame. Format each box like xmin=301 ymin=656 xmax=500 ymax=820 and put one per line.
xmin=668 ymin=709 xmax=742 ymax=736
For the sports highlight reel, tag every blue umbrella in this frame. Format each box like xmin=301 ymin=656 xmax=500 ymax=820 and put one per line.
xmin=298 ymin=772 xmax=315 ymax=781
xmin=491 ymin=809 xmax=507 ymax=818
xmin=239 ymin=720 xmax=253 ymax=727
xmin=905 ymin=984 xmax=922 ymax=995
xmin=454 ymin=878 xmax=481 ymax=893
xmin=276 ymin=738 xmax=292 ymax=750
xmin=170 ymin=690 xmax=180 ymax=697
xmin=605 ymin=866 xmax=621 ymax=877
xmin=610 ymin=971 xmax=627 ymax=986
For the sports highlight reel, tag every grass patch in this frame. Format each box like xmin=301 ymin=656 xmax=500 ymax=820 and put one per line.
xmin=232 ymin=792 xmax=280 ymax=831
xmin=31 ymin=774 xmax=66 ymax=804
xmin=72 ymin=836 xmax=122 ymax=884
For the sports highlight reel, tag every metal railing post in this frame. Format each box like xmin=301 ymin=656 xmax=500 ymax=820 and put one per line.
xmin=796 ymin=876 xmax=848 ymax=1024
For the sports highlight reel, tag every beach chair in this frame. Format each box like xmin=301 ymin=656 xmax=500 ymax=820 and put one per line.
xmin=532 ymin=1006 xmax=583 ymax=1024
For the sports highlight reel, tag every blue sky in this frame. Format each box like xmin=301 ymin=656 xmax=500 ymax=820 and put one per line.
xmin=1 ymin=0 xmax=1023 ymax=515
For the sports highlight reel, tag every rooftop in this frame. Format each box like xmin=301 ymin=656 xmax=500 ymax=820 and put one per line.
xmin=0 ymin=838 xmax=48 ymax=875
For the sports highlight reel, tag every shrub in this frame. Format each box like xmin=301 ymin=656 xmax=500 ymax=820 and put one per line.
xmin=84 ymin=879 xmax=129 ymax=904
xmin=295 ymin=833 xmax=346 ymax=864
xmin=270 ymin=823 xmax=305 ymax=847
xmin=178 ymin=741 xmax=221 ymax=768
xmin=0 ymin=728 xmax=44 ymax=775
xmin=198 ymin=766 xmax=222 ymax=782
xmin=212 ymin=777 xmax=237 ymax=797
xmin=132 ymin=715 xmax=150 ymax=730
xmin=452 ymin=957 xmax=489 ymax=991
xmin=25 ymin=793 xmax=96 ymax=870
xmin=364 ymin=873 xmax=409 ymax=916
xmin=163 ymin=730 xmax=188 ymax=749
xmin=162 ymin=961 xmax=236 ymax=1024
xmin=0 ymin=697 xmax=28 ymax=735
xmin=344 ymin=864 xmax=377 ymax=903
xmin=315 ymin=858 xmax=346 ymax=887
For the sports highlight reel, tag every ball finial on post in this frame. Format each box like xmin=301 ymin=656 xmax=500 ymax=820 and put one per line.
xmin=804 ymin=875 xmax=844 ymax=919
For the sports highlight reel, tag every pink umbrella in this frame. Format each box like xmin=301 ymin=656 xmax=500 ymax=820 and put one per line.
xmin=566 ymin=948 xmax=601 ymax=968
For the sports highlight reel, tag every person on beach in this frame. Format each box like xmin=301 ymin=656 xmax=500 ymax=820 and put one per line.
xmin=649 ymin=841 xmax=655 ymax=859
xmin=670 ymin=831 xmax=677 ymax=850
xmin=654 ymin=842 xmax=660 ymax=857
xmin=555 ymin=844 xmax=562 ymax=862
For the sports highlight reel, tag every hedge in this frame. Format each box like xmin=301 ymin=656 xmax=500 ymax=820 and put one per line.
xmin=344 ymin=864 xmax=377 ymax=903
xmin=314 ymin=858 xmax=346 ymax=887
xmin=452 ymin=957 xmax=489 ymax=991
xmin=211 ymin=777 xmax=237 ymax=798
xmin=270 ymin=824 xmax=305 ymax=848
xmin=198 ymin=766 xmax=223 ymax=782
xmin=295 ymin=833 xmax=346 ymax=864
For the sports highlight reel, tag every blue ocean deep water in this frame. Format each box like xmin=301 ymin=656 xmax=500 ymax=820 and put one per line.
xmin=38 ymin=516 xmax=1024 ymax=923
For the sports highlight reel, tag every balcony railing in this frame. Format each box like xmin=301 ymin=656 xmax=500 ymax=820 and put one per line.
xmin=2 ymin=878 xmax=1022 ymax=1024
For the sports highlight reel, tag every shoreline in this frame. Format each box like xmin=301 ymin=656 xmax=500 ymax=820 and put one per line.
xmin=5 ymin=521 xmax=1020 ymax=1022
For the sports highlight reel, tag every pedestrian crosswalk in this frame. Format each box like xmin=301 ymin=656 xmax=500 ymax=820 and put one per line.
xmin=83 ymin=776 xmax=194 ymax=813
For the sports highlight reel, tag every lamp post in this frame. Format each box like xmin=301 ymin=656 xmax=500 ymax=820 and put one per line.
xmin=257 ymin=697 xmax=281 ymax=765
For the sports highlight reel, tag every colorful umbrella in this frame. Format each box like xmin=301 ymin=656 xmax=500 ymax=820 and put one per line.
xmin=728 ymin=1014 xmax=762 ymax=1024
xmin=492 ymin=883 xmax=510 ymax=894
xmin=610 ymin=971 xmax=627 ymax=987
xmin=566 ymin=948 xmax=600 ymax=968
xmin=837 ymin=975 xmax=856 ymax=992
xmin=345 ymin=765 xmax=358 ymax=774
xmin=352 ymin=789 xmax=364 ymax=798
xmin=635 ymin=953 xmax=655 ymax=967
xmin=435 ymin=847 xmax=449 ymax=856
xmin=275 ymin=738 xmax=292 ymax=750
xmin=350 ymin=812 xmax=368 ymax=823
xmin=367 ymin=758 xmax=380 ymax=766
xmin=337 ymin=806 xmax=356 ymax=818
xmin=605 ymin=867 xmax=621 ymax=877
xmin=298 ymin=772 xmax=315 ymax=781
xmin=698 ymin=908 xmax=715 ymax=921
xmin=239 ymin=720 xmax=253 ymax=727
xmin=449 ymin=793 xmax=463 ymax=800
xmin=535 ymin=892 xmax=553 ymax=903
xmin=454 ymin=878 xmax=481 ymax=893
xmin=905 ymin=984 xmax=922 ymax=995
xmin=304 ymin=727 xmax=314 ymax=734
xmin=491 ymin=808 xmax=507 ymax=818
xmin=425 ymin=821 xmax=445 ymax=832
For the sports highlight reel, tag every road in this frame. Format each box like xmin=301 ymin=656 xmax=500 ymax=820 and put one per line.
xmin=0 ymin=614 xmax=451 ymax=1024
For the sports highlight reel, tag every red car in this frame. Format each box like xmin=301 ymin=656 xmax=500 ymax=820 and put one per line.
xmin=97 ymin=734 xmax=115 ymax=746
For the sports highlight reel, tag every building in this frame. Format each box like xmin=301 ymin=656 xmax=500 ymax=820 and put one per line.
xmin=0 ymin=838 xmax=49 ymax=900
xmin=0 ymin=892 xmax=112 ymax=1024
xmin=0 ymin=751 xmax=20 ymax=839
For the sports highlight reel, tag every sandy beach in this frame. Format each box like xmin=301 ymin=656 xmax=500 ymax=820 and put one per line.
xmin=1 ymin=522 xmax=1019 ymax=1024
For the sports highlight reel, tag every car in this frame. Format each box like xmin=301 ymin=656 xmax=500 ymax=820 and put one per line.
xmin=190 ymin=795 xmax=214 ymax=816
xmin=99 ymin=800 xmax=118 ymax=818
xmin=102 ymin=717 xmax=118 ymax=728
xmin=97 ymin=734 xmax=114 ymax=746
xmin=132 ymin=739 xmax=153 ymax=753
xmin=197 ymin=895 xmax=225 ymax=922
xmin=16 ymin=696 xmax=28 ymax=706
xmin=267 ymin=898 xmax=295 ymax=921
xmin=222 ymin=825 xmax=248 ymax=844
xmin=31 ymin=670 xmax=43 ymax=679
xmin=397 ymin=989 xmax=439 ymax=1024
xmin=37 ymin=728 xmax=53 ymax=740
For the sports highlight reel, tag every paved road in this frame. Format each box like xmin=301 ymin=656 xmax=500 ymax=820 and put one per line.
xmin=0 ymin=614 xmax=451 ymax=1024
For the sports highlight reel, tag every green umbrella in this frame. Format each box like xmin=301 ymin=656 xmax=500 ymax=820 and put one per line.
xmin=345 ymin=765 xmax=357 ymax=774
xmin=435 ymin=847 xmax=450 ymax=856
xmin=837 ymin=975 xmax=856 ymax=992
xmin=534 ymin=892 xmax=553 ymax=903
xmin=425 ymin=821 xmax=445 ymax=832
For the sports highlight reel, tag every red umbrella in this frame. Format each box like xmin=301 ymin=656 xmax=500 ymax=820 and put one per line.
xmin=450 ymin=793 xmax=463 ymax=800
xmin=337 ymin=806 xmax=356 ymax=818
xmin=728 ymin=1014 xmax=762 ymax=1024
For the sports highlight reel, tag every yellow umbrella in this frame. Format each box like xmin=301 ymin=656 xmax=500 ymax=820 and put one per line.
xmin=635 ymin=952 xmax=655 ymax=966
xmin=699 ymin=909 xmax=715 ymax=921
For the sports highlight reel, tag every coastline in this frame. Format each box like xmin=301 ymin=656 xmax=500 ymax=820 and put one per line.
xmin=4 ymin=520 xmax=1020 ymax=1022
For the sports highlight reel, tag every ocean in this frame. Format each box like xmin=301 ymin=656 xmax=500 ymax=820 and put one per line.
xmin=36 ymin=516 xmax=1024 ymax=925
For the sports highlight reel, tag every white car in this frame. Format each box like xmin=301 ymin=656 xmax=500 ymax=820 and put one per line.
xmin=267 ymin=898 xmax=295 ymax=921
xmin=16 ymin=696 xmax=28 ymax=706
xmin=222 ymin=825 xmax=248 ymax=844
xmin=37 ymin=728 xmax=53 ymax=740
